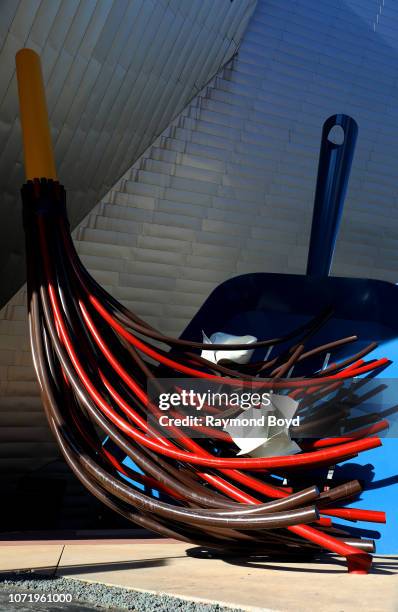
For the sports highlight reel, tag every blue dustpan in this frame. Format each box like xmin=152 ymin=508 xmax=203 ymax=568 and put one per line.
xmin=180 ymin=114 xmax=398 ymax=553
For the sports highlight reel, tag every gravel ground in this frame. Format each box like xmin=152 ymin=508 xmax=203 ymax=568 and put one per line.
xmin=0 ymin=575 xmax=244 ymax=612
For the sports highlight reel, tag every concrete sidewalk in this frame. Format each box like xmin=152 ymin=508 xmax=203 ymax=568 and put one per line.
xmin=0 ymin=537 xmax=397 ymax=611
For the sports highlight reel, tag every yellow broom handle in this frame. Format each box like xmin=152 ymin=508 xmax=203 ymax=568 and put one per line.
xmin=15 ymin=48 xmax=57 ymax=181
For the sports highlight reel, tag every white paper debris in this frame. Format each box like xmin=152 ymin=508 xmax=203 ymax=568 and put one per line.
xmin=270 ymin=394 xmax=299 ymax=421
xmin=224 ymin=395 xmax=301 ymax=458
xmin=240 ymin=431 xmax=301 ymax=458
xmin=201 ymin=331 xmax=257 ymax=365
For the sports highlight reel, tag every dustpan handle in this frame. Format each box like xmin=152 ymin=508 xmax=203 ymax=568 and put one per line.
xmin=306 ymin=114 xmax=358 ymax=277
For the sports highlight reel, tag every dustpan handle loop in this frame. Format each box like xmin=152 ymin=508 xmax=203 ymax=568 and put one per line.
xmin=306 ymin=114 xmax=358 ymax=277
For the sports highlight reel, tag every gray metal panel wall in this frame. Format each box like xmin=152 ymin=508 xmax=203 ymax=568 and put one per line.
xmin=0 ymin=0 xmax=256 ymax=307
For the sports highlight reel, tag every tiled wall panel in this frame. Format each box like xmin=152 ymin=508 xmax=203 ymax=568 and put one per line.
xmin=0 ymin=0 xmax=256 ymax=307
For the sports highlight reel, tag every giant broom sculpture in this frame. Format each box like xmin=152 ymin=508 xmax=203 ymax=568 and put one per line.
xmin=16 ymin=48 xmax=389 ymax=574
